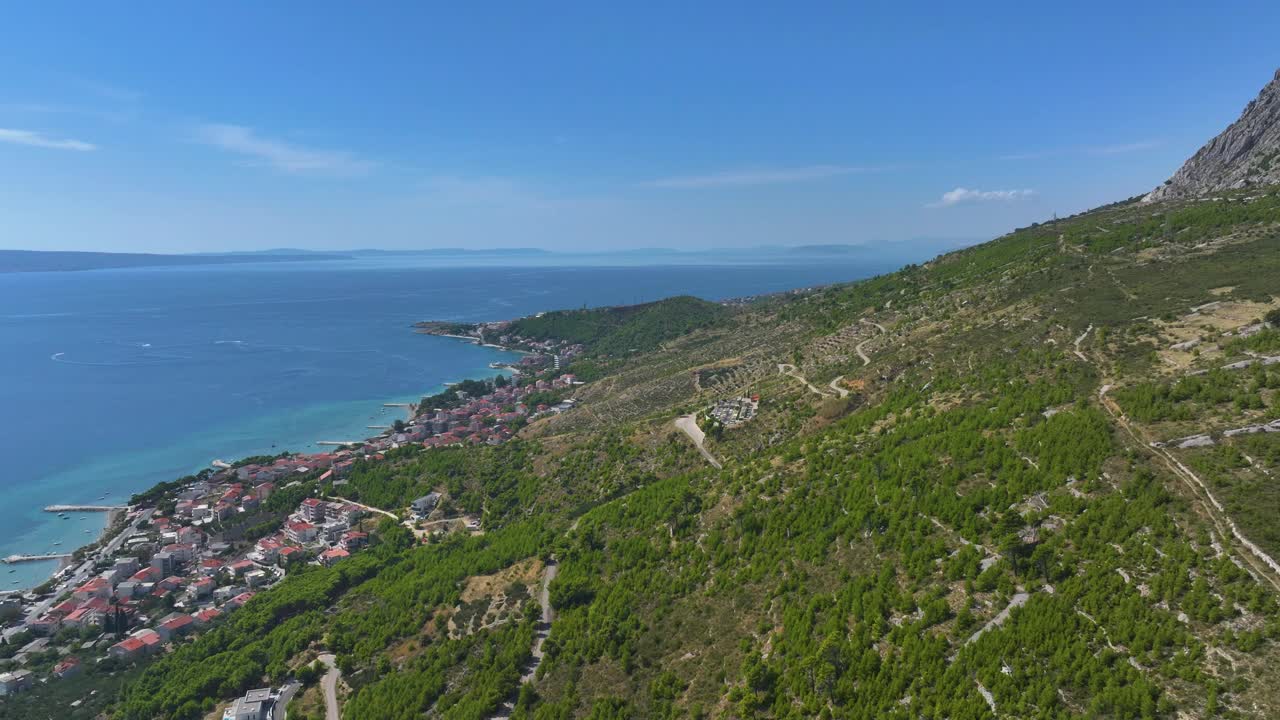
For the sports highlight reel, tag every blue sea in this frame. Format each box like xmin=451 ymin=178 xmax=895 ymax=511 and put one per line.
xmin=0 ymin=255 xmax=900 ymax=588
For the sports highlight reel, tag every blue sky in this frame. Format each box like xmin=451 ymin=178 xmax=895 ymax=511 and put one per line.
xmin=2 ymin=2 xmax=1278 ymax=253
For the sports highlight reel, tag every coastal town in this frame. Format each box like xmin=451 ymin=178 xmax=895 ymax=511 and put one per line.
xmin=0 ymin=325 xmax=588 ymax=713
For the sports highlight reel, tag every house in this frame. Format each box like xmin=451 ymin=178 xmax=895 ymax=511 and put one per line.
xmin=193 ymin=607 xmax=222 ymax=627
xmin=412 ymin=493 xmax=441 ymax=518
xmin=62 ymin=606 xmax=103 ymax=629
xmin=226 ymin=592 xmax=255 ymax=610
xmin=73 ymin=576 xmax=112 ymax=602
xmin=300 ymin=498 xmax=326 ymax=523
xmin=27 ymin=614 xmax=61 ymax=636
xmin=112 ymin=556 xmax=140 ymax=579
xmin=286 ymin=520 xmax=318 ymax=544
xmin=330 ymin=503 xmax=364 ymax=525
xmin=190 ymin=577 xmax=215 ymax=598
xmin=340 ymin=531 xmax=368 ymax=551
xmin=164 ymin=543 xmax=195 ymax=563
xmin=226 ymin=559 xmax=254 ymax=578
xmin=277 ymin=546 xmax=304 ymax=565
xmin=51 ymin=599 xmax=79 ymax=617
xmin=224 ymin=688 xmax=274 ymax=720
xmin=320 ymin=520 xmax=349 ymax=543
xmin=136 ymin=629 xmax=163 ymax=654
xmin=254 ymin=538 xmax=282 ymax=563
xmin=178 ymin=526 xmax=206 ymax=547
xmin=158 ymin=613 xmax=195 ymax=639
xmin=245 ymin=570 xmax=268 ymax=588
xmin=52 ymin=656 xmax=82 ymax=679
xmin=151 ymin=551 xmax=177 ymax=577
xmin=0 ymin=669 xmax=33 ymax=695
xmin=108 ymin=636 xmax=146 ymax=662
xmin=319 ymin=547 xmax=350 ymax=566
xmin=199 ymin=558 xmax=226 ymax=576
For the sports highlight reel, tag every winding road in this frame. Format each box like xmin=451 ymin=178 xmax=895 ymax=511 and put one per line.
xmin=777 ymin=363 xmax=834 ymax=397
xmin=856 ymin=319 xmax=886 ymax=366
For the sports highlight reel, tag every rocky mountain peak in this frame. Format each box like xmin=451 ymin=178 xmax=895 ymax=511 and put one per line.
xmin=1146 ymin=68 xmax=1280 ymax=201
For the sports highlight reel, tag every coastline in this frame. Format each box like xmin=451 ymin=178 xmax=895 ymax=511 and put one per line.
xmin=14 ymin=357 xmax=515 ymax=591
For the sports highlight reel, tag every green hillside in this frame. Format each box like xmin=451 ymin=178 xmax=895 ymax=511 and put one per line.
xmin=506 ymin=295 xmax=731 ymax=356
xmin=11 ymin=189 xmax=1280 ymax=720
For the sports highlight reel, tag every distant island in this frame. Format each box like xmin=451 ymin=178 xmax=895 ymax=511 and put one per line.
xmin=0 ymin=250 xmax=349 ymax=274
xmin=0 ymin=242 xmax=978 ymax=275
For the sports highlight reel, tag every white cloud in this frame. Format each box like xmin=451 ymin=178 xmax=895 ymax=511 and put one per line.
xmin=0 ymin=128 xmax=95 ymax=151
xmin=643 ymin=165 xmax=871 ymax=189
xmin=928 ymin=187 xmax=1036 ymax=208
xmin=194 ymin=123 xmax=372 ymax=176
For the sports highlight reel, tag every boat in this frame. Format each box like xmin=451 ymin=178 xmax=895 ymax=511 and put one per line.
xmin=52 ymin=542 xmax=61 ymax=546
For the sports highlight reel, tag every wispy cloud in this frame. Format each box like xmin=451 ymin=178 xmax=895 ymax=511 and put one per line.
xmin=928 ymin=187 xmax=1036 ymax=208
xmin=194 ymin=123 xmax=372 ymax=176
xmin=643 ymin=165 xmax=872 ymax=189
xmin=1001 ymin=139 xmax=1161 ymax=161
xmin=0 ymin=128 xmax=95 ymax=151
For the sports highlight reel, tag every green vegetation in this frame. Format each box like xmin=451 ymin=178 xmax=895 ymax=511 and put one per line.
xmin=1224 ymin=328 xmax=1280 ymax=357
xmin=507 ymin=295 xmax=731 ymax=355
xmin=15 ymin=190 xmax=1280 ymax=719
xmin=1114 ymin=367 xmax=1277 ymax=422
xmin=420 ymin=378 xmax=500 ymax=411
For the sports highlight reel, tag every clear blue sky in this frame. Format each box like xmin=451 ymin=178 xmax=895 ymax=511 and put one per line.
xmin=2 ymin=2 xmax=1277 ymax=253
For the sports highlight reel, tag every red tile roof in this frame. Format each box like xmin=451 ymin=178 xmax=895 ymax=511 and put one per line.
xmin=114 ymin=637 xmax=144 ymax=652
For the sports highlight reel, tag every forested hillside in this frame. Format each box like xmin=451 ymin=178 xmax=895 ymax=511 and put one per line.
xmin=506 ymin=296 xmax=731 ymax=356
xmin=10 ymin=188 xmax=1280 ymax=719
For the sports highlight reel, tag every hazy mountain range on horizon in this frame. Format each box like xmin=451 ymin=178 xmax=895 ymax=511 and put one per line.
xmin=0 ymin=237 xmax=981 ymax=274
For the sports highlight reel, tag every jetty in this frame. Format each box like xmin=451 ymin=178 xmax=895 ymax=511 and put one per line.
xmin=44 ymin=505 xmax=126 ymax=513
xmin=316 ymin=441 xmax=362 ymax=447
xmin=211 ymin=459 xmax=232 ymax=469
xmin=383 ymin=403 xmax=411 ymax=408
xmin=4 ymin=553 xmax=72 ymax=564
xmin=367 ymin=425 xmax=391 ymax=430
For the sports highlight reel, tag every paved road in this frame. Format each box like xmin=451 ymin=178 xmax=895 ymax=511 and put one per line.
xmin=318 ymin=653 xmax=341 ymax=720
xmin=674 ymin=415 xmax=722 ymax=469
xmin=275 ymin=681 xmax=302 ymax=720
xmin=23 ymin=507 xmax=153 ymax=624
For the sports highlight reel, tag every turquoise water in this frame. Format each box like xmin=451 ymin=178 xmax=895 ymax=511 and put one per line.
xmin=0 ymin=257 xmax=895 ymax=587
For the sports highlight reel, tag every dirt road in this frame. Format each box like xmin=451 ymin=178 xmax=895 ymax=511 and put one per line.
xmin=675 ymin=414 xmax=723 ymax=469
